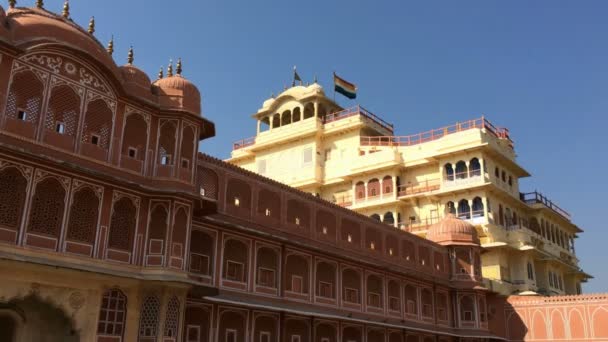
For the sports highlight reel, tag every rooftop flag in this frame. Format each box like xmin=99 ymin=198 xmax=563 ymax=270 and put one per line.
xmin=334 ymin=72 xmax=357 ymax=99
xmin=293 ymin=66 xmax=302 ymax=86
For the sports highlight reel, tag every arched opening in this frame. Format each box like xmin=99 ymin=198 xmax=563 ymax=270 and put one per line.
xmin=457 ymin=199 xmax=471 ymax=219
xmin=382 ymin=175 xmax=393 ymax=194
xmin=367 ymin=178 xmax=380 ymax=198
xmin=383 ymin=212 xmax=395 ymax=225
xmin=138 ymin=296 xmax=160 ymax=340
xmin=7 ymin=295 xmax=78 ymax=341
xmin=293 ymin=107 xmax=301 ymax=123
xmin=287 ymin=199 xmax=309 ymax=228
xmin=444 ymin=163 xmax=454 ymax=181
xmin=341 ymin=219 xmax=361 ymax=246
xmin=253 ymin=315 xmax=277 ymax=342
xmin=189 ymin=230 xmax=214 ymax=276
xmin=256 ymin=247 xmax=278 ymax=288
xmin=0 ymin=167 xmax=28 ymax=242
xmin=402 ymin=240 xmax=415 ymax=262
xmin=258 ymin=189 xmax=281 ymax=221
xmin=259 ymin=117 xmax=270 ymax=132
xmin=171 ymin=208 xmax=189 ymax=268
xmin=81 ymin=99 xmax=113 ymax=160
xmin=316 ymin=210 xmax=336 ymax=240
xmin=184 ymin=306 xmax=211 ymax=342
xmin=370 ymin=214 xmax=381 ymax=222
xmin=421 ymin=288 xmax=433 ymax=318
xmin=44 ymin=84 xmax=81 ymax=150
xmin=315 ymin=322 xmax=336 ymax=342
xmin=388 ymin=280 xmax=401 ymax=312
xmin=285 ymin=254 xmax=309 ymax=294
xmin=97 ymin=288 xmax=127 ymax=339
xmin=66 ymin=187 xmax=99 ymax=254
xmin=121 ymin=113 xmax=148 ymax=173
xmin=342 ymin=268 xmax=361 ymax=304
xmin=218 ymin=310 xmax=246 ymax=342
xmin=355 ymin=181 xmax=365 ymax=199
xmin=436 ymin=292 xmax=448 ymax=321
xmin=404 ymin=284 xmax=418 ymax=315
xmin=472 ymin=197 xmax=484 ymax=217
xmin=281 ymin=110 xmax=291 ymax=126
xmin=180 ymin=125 xmax=196 ymax=175
xmin=366 ymin=274 xmax=384 ymax=308
xmin=460 ymin=296 xmax=475 ymax=323
xmin=197 ymin=167 xmax=218 ymax=200
xmin=469 ymin=158 xmax=481 ymax=177
xmin=316 ymin=261 xmax=336 ymax=299
xmin=365 ymin=227 xmax=382 ymax=252
xmin=456 ymin=248 xmax=472 ymax=275
xmin=303 ymin=103 xmax=314 ymax=119
xmin=27 ymin=178 xmax=66 ymax=246
xmin=446 ymin=201 xmax=456 ymax=215
xmin=4 ymin=71 xmax=44 ymax=139
xmin=455 ymin=161 xmax=467 ymax=179
xmin=146 ymin=204 xmax=169 ymax=266
xmin=223 ymin=239 xmax=249 ymax=283
xmin=108 ymin=197 xmax=137 ymax=253
xmin=157 ymin=121 xmax=177 ymax=174
xmin=226 ymin=178 xmax=252 ymax=214
xmin=272 ymin=113 xmax=280 ymax=128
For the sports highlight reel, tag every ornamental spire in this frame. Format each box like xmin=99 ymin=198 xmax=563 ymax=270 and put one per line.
xmin=88 ymin=16 xmax=95 ymax=34
xmin=106 ymin=36 xmax=114 ymax=55
xmin=127 ymin=46 xmax=134 ymax=65
xmin=62 ymin=0 xmax=69 ymax=18
xmin=8 ymin=0 xmax=16 ymax=9
xmin=36 ymin=0 xmax=43 ymax=8
xmin=157 ymin=66 xmax=164 ymax=79
xmin=167 ymin=59 xmax=173 ymax=77
xmin=176 ymin=58 xmax=182 ymax=76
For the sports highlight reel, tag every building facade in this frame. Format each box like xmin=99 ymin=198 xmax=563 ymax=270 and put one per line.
xmin=227 ymin=83 xmax=589 ymax=297
xmin=0 ymin=2 xmax=606 ymax=342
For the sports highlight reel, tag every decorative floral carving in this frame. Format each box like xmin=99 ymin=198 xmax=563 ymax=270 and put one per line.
xmin=34 ymin=169 xmax=71 ymax=190
xmin=22 ymin=54 xmax=63 ymax=74
xmin=72 ymin=179 xmax=104 ymax=199
xmin=68 ymin=291 xmax=86 ymax=311
xmin=125 ymin=105 xmax=151 ymax=125
xmin=112 ymin=190 xmax=140 ymax=208
xmin=79 ymin=67 xmax=110 ymax=95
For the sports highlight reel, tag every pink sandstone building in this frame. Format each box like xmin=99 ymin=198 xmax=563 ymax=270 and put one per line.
xmin=0 ymin=1 xmax=606 ymax=341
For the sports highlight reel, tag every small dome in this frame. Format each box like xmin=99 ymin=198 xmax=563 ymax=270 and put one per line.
xmin=0 ymin=5 xmax=9 ymax=41
xmin=307 ymin=82 xmax=324 ymax=94
xmin=261 ymin=97 xmax=275 ymax=109
xmin=427 ymin=214 xmax=480 ymax=246
xmin=154 ymin=75 xmax=201 ymax=115
xmin=120 ymin=64 xmax=151 ymax=88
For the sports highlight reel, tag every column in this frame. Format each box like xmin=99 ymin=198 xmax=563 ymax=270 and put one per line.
xmin=393 ymin=210 xmax=398 ymax=228
xmin=256 ymin=119 xmax=261 ymax=134
xmin=392 ymin=176 xmax=398 ymax=198
xmin=314 ymin=102 xmax=319 ymax=118
xmin=465 ymin=160 xmax=470 ymax=178
xmin=270 ymin=115 xmax=274 ymax=130
xmin=364 ymin=181 xmax=368 ymax=201
xmin=352 ymin=182 xmax=357 ymax=205
xmin=468 ymin=199 xmax=473 ymax=219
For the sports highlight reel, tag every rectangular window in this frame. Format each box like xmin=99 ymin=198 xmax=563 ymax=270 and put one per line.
xmin=17 ymin=109 xmax=27 ymax=121
xmin=407 ymin=300 xmax=416 ymax=314
xmin=186 ymin=325 xmax=200 ymax=342
xmin=321 ymin=338 xmax=330 ymax=342
xmin=389 ymin=296 xmax=400 ymax=311
xmin=226 ymin=261 xmax=244 ymax=282
xmin=226 ymin=329 xmax=237 ymax=342
xmin=291 ymin=275 xmax=303 ymax=293
xmin=302 ymin=147 xmax=313 ymax=165
xmin=422 ymin=304 xmax=433 ymax=317
xmin=344 ymin=288 xmax=359 ymax=303
xmin=257 ymin=268 xmax=275 ymax=288
xmin=56 ymin=122 xmax=65 ymax=134
xmin=367 ymin=292 xmax=381 ymax=308
xmin=463 ymin=310 xmax=473 ymax=321
xmin=128 ymin=147 xmax=137 ymax=158
xmin=438 ymin=308 xmax=447 ymax=321
xmin=182 ymin=158 xmax=190 ymax=169
xmin=91 ymin=134 xmax=100 ymax=145
xmin=319 ymin=281 xmax=333 ymax=298
xmin=257 ymin=159 xmax=267 ymax=174
xmin=260 ymin=331 xmax=270 ymax=342
xmin=161 ymin=155 xmax=172 ymax=165
xmin=189 ymin=253 xmax=210 ymax=275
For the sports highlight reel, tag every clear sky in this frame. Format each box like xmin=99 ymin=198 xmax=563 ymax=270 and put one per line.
xmin=54 ymin=0 xmax=607 ymax=292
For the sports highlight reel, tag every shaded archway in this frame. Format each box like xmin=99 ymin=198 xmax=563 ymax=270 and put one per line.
xmin=7 ymin=295 xmax=78 ymax=342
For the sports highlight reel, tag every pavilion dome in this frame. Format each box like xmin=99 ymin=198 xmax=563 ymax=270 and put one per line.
xmin=153 ymin=74 xmax=202 ymax=116
xmin=120 ymin=64 xmax=153 ymax=100
xmin=427 ymin=214 xmax=480 ymax=246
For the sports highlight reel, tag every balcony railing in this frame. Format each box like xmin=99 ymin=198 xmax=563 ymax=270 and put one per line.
xmin=398 ymin=179 xmax=440 ymax=197
xmin=324 ymin=105 xmax=394 ymax=133
xmin=520 ymin=192 xmax=570 ymax=220
xmin=399 ymin=217 xmax=441 ymax=232
xmin=360 ymin=116 xmax=512 ymax=148
xmin=233 ymin=136 xmax=256 ymax=150
xmin=334 ymin=195 xmax=353 ymax=207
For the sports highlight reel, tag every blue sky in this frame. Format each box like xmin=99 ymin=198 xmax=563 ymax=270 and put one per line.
xmin=57 ymin=0 xmax=607 ymax=292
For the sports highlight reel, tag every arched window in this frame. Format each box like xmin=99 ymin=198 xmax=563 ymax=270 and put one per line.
xmin=223 ymin=239 xmax=248 ymax=282
xmin=316 ymin=261 xmax=336 ymax=299
xmin=457 ymin=199 xmax=471 ymax=219
xmin=469 ymin=158 xmax=481 ymax=177
xmin=28 ymin=178 xmax=66 ymax=239
xmin=342 ymin=268 xmax=361 ymax=304
xmin=0 ymin=167 xmax=28 ymax=233
xmin=370 ymin=214 xmax=381 ymax=221
xmin=388 ymin=280 xmax=401 ymax=312
xmin=256 ymin=247 xmax=278 ymax=288
xmin=472 ymin=197 xmax=484 ymax=217
xmin=163 ymin=296 xmax=180 ymax=339
xmin=303 ymin=103 xmax=314 ymax=119
xmin=272 ymin=113 xmax=280 ymax=128
xmin=226 ymin=178 xmax=251 ymax=212
xmin=355 ymin=181 xmax=365 ymax=199
xmin=121 ymin=113 xmax=148 ymax=172
xmin=383 ymin=212 xmax=395 ymax=225
xmin=293 ymin=107 xmax=301 ymax=122
xmin=4 ymin=71 xmax=44 ymax=139
xmin=444 ymin=163 xmax=454 ymax=181
xmin=367 ymin=274 xmax=384 ymax=308
xmin=494 ymin=167 xmax=499 ymax=178
xmin=498 ymin=205 xmax=504 ymax=226
xmin=139 ymin=296 xmax=160 ymax=339
xmin=180 ymin=125 xmax=196 ymax=171
xmin=455 ymin=161 xmax=467 ymax=179
xmin=189 ymin=230 xmax=214 ymax=276
xmin=108 ymin=197 xmax=137 ymax=251
xmin=421 ymin=289 xmax=433 ymax=318
xmin=158 ymin=121 xmax=177 ymax=167
xmin=197 ymin=167 xmax=218 ymax=200
xmin=460 ymin=296 xmax=475 ymax=322
xmin=367 ymin=178 xmax=380 ymax=197
xmin=146 ymin=205 xmax=168 ymax=265
xmin=285 ymin=254 xmax=309 ymax=294
xmin=66 ymin=187 xmax=100 ymax=245
xmin=446 ymin=201 xmax=456 ymax=215
xmin=382 ymin=176 xmax=393 ymax=194
xmin=501 ymin=170 xmax=506 ymax=182
xmin=81 ymin=99 xmax=113 ymax=151
xmin=404 ymin=284 xmax=418 ymax=315
xmin=97 ymin=288 xmax=127 ymax=338
xmin=281 ymin=110 xmax=291 ymax=125
xmin=45 ymin=85 xmax=80 ymax=142
xmin=287 ymin=199 xmax=309 ymax=228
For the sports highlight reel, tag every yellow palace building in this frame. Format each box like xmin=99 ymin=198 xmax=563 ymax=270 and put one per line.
xmin=227 ymin=81 xmax=590 ymax=296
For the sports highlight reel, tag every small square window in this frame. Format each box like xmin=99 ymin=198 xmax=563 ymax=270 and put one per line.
xmin=17 ymin=109 xmax=27 ymax=121
xmin=181 ymin=158 xmax=190 ymax=169
xmin=322 ymin=226 xmax=328 ymax=235
xmin=161 ymin=155 xmax=171 ymax=165
xmin=127 ymin=147 xmax=137 ymax=158
xmin=91 ymin=135 xmax=100 ymax=145
xmin=265 ymin=208 xmax=271 ymax=216
xmin=234 ymin=198 xmax=240 ymax=207
xmin=56 ymin=122 xmax=65 ymax=134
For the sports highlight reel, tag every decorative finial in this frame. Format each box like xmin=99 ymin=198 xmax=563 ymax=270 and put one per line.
xmin=176 ymin=58 xmax=182 ymax=76
xmin=157 ymin=66 xmax=164 ymax=79
xmin=36 ymin=0 xmax=43 ymax=8
xmin=127 ymin=46 xmax=134 ymax=65
xmin=8 ymin=0 xmax=16 ymax=9
xmin=314 ymin=75 xmax=318 ymax=83
xmin=88 ymin=16 xmax=95 ymax=34
xmin=271 ymin=92 xmax=274 ymax=98
xmin=106 ymin=36 xmax=114 ymax=55
xmin=167 ymin=59 xmax=173 ymax=77
xmin=62 ymin=0 xmax=69 ymax=18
